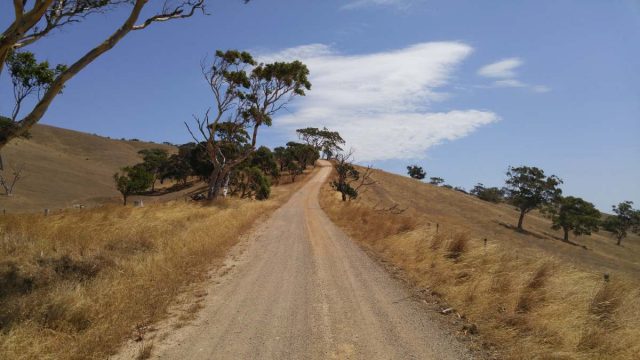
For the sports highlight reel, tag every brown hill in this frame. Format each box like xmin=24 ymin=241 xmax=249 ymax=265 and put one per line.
xmin=320 ymin=166 xmax=640 ymax=359
xmin=362 ymin=168 xmax=640 ymax=276
xmin=0 ymin=124 xmax=174 ymax=213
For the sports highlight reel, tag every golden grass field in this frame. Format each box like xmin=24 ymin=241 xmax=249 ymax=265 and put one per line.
xmin=0 ymin=169 xmax=313 ymax=360
xmin=320 ymin=167 xmax=640 ymax=359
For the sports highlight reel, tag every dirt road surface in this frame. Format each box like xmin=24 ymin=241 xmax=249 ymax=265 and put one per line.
xmin=148 ymin=161 xmax=473 ymax=359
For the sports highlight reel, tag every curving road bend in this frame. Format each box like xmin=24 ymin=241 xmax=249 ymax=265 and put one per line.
xmin=151 ymin=160 xmax=473 ymax=360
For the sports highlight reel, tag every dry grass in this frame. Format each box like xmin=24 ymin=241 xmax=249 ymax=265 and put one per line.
xmin=320 ymin=167 xmax=640 ymax=359
xmin=0 ymin=124 xmax=175 ymax=213
xmin=0 ymin=171 xmax=310 ymax=360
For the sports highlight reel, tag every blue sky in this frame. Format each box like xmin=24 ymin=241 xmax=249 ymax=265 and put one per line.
xmin=1 ymin=0 xmax=639 ymax=211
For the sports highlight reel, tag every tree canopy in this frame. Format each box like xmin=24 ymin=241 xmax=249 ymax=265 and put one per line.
xmin=295 ymin=127 xmax=345 ymax=159
xmin=504 ymin=166 xmax=563 ymax=230
xmin=186 ymin=50 xmax=311 ymax=199
xmin=113 ymin=164 xmax=154 ymax=205
xmin=470 ymin=183 xmax=504 ymax=203
xmin=406 ymin=165 xmax=426 ymax=180
xmin=602 ymin=201 xmax=640 ymax=246
xmin=547 ymin=196 xmax=601 ymax=242
xmin=429 ymin=177 xmax=444 ymax=186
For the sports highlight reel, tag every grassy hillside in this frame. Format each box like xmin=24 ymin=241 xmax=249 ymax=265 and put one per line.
xmin=0 ymin=124 xmax=174 ymax=213
xmin=0 ymin=168 xmax=316 ymax=360
xmin=321 ymin=167 xmax=640 ymax=359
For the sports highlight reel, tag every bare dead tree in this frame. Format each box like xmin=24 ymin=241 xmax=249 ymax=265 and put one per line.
xmin=0 ymin=0 xmax=207 ymax=150
xmin=0 ymin=162 xmax=25 ymax=196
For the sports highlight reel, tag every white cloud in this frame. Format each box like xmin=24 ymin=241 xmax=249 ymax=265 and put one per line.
xmin=342 ymin=0 xmax=417 ymax=10
xmin=478 ymin=57 xmax=550 ymax=93
xmin=531 ymin=85 xmax=551 ymax=93
xmin=259 ymin=42 xmax=500 ymax=162
xmin=477 ymin=58 xmax=523 ymax=78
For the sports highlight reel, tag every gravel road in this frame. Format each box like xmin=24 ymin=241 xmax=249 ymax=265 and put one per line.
xmin=150 ymin=161 xmax=474 ymax=360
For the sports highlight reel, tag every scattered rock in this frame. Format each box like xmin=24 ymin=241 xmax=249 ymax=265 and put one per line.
xmin=441 ymin=307 xmax=454 ymax=315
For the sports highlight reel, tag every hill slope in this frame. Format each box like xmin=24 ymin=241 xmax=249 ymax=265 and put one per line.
xmin=320 ymin=166 xmax=640 ymax=359
xmin=364 ymin=168 xmax=640 ymax=276
xmin=0 ymin=124 xmax=173 ymax=212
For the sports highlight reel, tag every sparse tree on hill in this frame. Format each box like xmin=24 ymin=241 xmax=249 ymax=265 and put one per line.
xmin=331 ymin=150 xmax=375 ymax=201
xmin=504 ymin=166 xmax=563 ymax=231
xmin=602 ymin=201 xmax=640 ymax=246
xmin=406 ymin=165 xmax=426 ymax=180
xmin=138 ymin=148 xmax=169 ymax=191
xmin=547 ymin=196 xmax=601 ymax=242
xmin=429 ymin=177 xmax=444 ymax=186
xmin=0 ymin=162 xmax=25 ymax=196
xmin=0 ymin=0 xmax=207 ymax=150
xmin=113 ymin=164 xmax=154 ymax=206
xmin=186 ymin=50 xmax=311 ymax=200
xmin=470 ymin=183 xmax=504 ymax=203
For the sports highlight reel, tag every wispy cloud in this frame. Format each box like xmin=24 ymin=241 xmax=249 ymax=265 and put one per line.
xmin=259 ymin=42 xmax=499 ymax=162
xmin=478 ymin=58 xmax=523 ymax=78
xmin=342 ymin=0 xmax=418 ymax=10
xmin=477 ymin=57 xmax=550 ymax=93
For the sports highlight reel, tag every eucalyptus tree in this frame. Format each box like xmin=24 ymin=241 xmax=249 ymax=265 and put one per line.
xmin=1 ymin=0 xmax=207 ymax=149
xmin=296 ymin=127 xmax=345 ymax=159
xmin=331 ymin=150 xmax=375 ymax=202
xmin=429 ymin=177 xmax=444 ymax=186
xmin=406 ymin=165 xmax=426 ymax=180
xmin=113 ymin=164 xmax=154 ymax=205
xmin=504 ymin=166 xmax=563 ymax=231
xmin=603 ymin=201 xmax=640 ymax=246
xmin=547 ymin=196 xmax=601 ymax=242
xmin=186 ymin=50 xmax=311 ymax=199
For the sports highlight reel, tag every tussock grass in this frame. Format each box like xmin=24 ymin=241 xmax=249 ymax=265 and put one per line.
xmin=320 ymin=170 xmax=640 ymax=359
xmin=0 ymin=176 xmax=305 ymax=359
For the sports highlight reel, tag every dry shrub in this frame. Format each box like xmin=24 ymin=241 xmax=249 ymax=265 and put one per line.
xmin=429 ymin=232 xmax=446 ymax=250
xmin=589 ymin=281 xmax=624 ymax=324
xmin=516 ymin=263 xmax=553 ymax=313
xmin=445 ymin=232 xmax=469 ymax=259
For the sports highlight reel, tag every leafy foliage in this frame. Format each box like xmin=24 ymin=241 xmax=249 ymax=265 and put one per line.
xmin=187 ymin=50 xmax=311 ymax=199
xmin=547 ymin=196 xmax=601 ymax=241
xmin=602 ymin=201 xmax=640 ymax=246
xmin=229 ymin=166 xmax=271 ymax=200
xmin=138 ymin=148 xmax=168 ymax=191
xmin=113 ymin=164 xmax=154 ymax=205
xmin=5 ymin=51 xmax=66 ymax=120
xmin=295 ymin=127 xmax=345 ymax=159
xmin=470 ymin=183 xmax=504 ymax=203
xmin=406 ymin=165 xmax=426 ymax=180
xmin=429 ymin=177 xmax=444 ymax=186
xmin=504 ymin=166 xmax=563 ymax=230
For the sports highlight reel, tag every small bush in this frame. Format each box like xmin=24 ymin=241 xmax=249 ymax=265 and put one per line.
xmin=445 ymin=233 xmax=469 ymax=259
